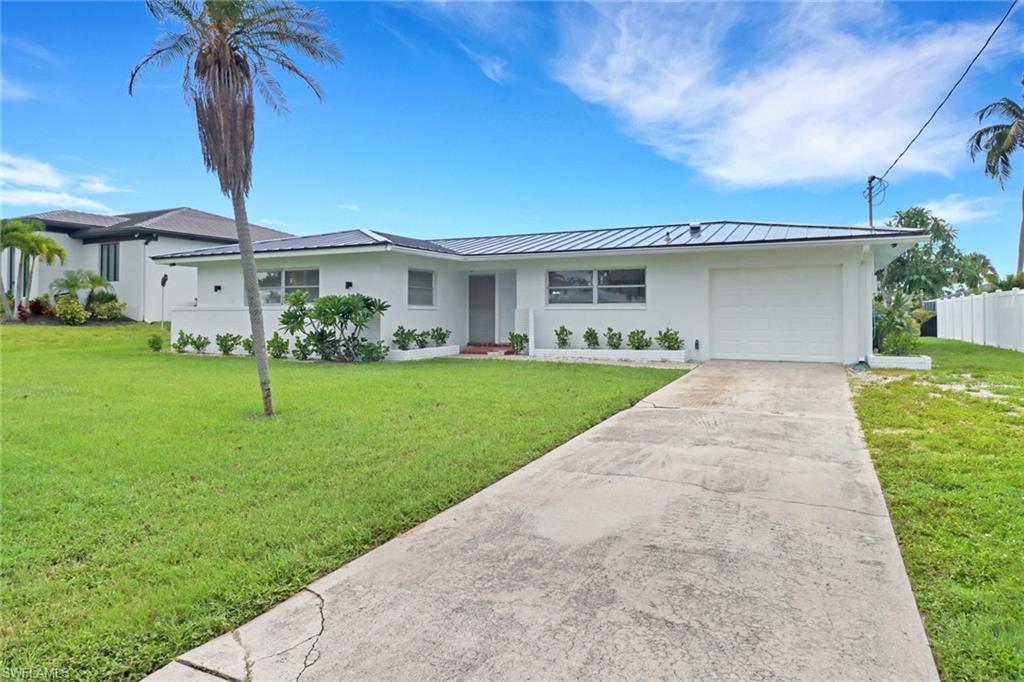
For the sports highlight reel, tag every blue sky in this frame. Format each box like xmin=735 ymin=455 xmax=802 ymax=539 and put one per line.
xmin=1 ymin=1 xmax=1022 ymax=273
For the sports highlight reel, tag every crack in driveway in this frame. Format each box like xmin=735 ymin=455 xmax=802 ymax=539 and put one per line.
xmin=295 ymin=588 xmax=326 ymax=682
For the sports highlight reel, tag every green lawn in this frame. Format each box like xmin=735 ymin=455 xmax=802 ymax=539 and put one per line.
xmin=851 ymin=338 xmax=1024 ymax=681
xmin=0 ymin=323 xmax=682 ymax=681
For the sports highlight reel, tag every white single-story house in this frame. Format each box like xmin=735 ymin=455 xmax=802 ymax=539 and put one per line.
xmin=3 ymin=208 xmax=290 ymax=321
xmin=155 ymin=220 xmax=924 ymax=363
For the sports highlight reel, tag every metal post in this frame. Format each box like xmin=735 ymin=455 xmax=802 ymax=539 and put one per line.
xmin=866 ymin=175 xmax=875 ymax=228
xmin=160 ymin=273 xmax=168 ymax=333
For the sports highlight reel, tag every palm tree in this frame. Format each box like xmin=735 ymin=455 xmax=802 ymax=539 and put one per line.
xmin=83 ymin=271 xmax=112 ymax=308
xmin=968 ymin=79 xmax=1024 ymax=273
xmin=130 ymin=0 xmax=340 ymax=416
xmin=49 ymin=270 xmax=91 ymax=300
xmin=1 ymin=219 xmax=64 ymax=318
xmin=0 ymin=219 xmax=37 ymax=320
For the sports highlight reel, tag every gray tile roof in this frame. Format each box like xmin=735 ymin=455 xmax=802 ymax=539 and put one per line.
xmin=154 ymin=220 xmax=925 ymax=261
xmin=21 ymin=207 xmax=292 ymax=243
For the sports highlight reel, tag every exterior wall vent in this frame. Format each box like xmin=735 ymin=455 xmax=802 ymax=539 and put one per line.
xmin=689 ymin=222 xmax=702 ymax=234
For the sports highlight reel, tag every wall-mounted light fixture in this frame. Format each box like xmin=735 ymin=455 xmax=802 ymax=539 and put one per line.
xmin=345 ymin=281 xmax=353 ymax=290
xmin=213 ymin=285 xmax=222 ymax=292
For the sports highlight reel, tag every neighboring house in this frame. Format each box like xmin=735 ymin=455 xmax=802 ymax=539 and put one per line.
xmin=155 ymin=220 xmax=925 ymax=363
xmin=3 ymin=208 xmax=290 ymax=321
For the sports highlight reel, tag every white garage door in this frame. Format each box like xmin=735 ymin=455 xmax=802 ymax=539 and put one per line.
xmin=710 ymin=266 xmax=843 ymax=362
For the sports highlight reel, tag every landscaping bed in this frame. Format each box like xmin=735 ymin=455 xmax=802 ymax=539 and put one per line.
xmin=0 ymin=323 xmax=682 ymax=681
xmin=851 ymin=338 xmax=1024 ymax=681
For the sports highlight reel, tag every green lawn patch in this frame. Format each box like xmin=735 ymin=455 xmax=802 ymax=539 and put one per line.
xmin=851 ymin=338 xmax=1024 ymax=681
xmin=0 ymin=323 xmax=682 ymax=681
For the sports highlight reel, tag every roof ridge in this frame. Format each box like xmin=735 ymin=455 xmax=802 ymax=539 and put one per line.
xmin=132 ymin=207 xmax=189 ymax=228
xmin=359 ymin=228 xmax=390 ymax=244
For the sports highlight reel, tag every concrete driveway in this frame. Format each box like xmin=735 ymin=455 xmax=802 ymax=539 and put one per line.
xmin=150 ymin=361 xmax=937 ymax=682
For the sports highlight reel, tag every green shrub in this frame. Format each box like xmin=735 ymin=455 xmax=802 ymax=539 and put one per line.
xmin=429 ymin=327 xmax=452 ymax=346
xmin=55 ymin=296 xmax=90 ymax=325
xmin=89 ymin=301 xmax=127 ymax=320
xmin=911 ymin=309 xmax=935 ymax=325
xmin=171 ymin=330 xmax=192 ymax=353
xmin=147 ymin=334 xmax=163 ymax=352
xmin=359 ymin=341 xmax=389 ymax=362
xmin=189 ymin=334 xmax=211 ymax=354
xmin=89 ymin=289 xmax=118 ymax=305
xmin=266 ymin=332 xmax=290 ymax=359
xmin=241 ymin=337 xmax=254 ymax=355
xmin=554 ymin=325 xmax=572 ymax=349
xmin=583 ymin=327 xmax=600 ymax=349
xmin=654 ymin=327 xmax=683 ymax=350
xmin=392 ymin=325 xmax=417 ymax=350
xmin=626 ymin=329 xmax=652 ymax=350
xmin=881 ymin=321 xmax=921 ymax=356
xmin=508 ymin=332 xmax=528 ymax=354
xmin=292 ymin=336 xmax=314 ymax=360
xmin=414 ymin=330 xmax=431 ymax=349
xmin=28 ymin=294 xmax=54 ymax=317
xmin=604 ymin=328 xmax=622 ymax=350
xmin=215 ymin=333 xmax=242 ymax=355
xmin=279 ymin=291 xmax=390 ymax=361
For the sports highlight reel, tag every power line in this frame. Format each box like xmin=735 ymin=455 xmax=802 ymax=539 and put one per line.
xmin=878 ymin=0 xmax=1018 ymax=181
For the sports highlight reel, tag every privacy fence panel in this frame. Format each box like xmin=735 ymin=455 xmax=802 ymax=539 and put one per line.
xmin=931 ymin=289 xmax=1024 ymax=353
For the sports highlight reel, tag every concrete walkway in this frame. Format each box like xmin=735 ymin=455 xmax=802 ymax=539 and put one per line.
xmin=149 ymin=361 xmax=937 ymax=682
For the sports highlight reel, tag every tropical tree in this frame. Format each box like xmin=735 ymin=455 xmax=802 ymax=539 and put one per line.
xmin=968 ymin=79 xmax=1024 ymax=273
xmin=1 ymin=219 xmax=65 ymax=318
xmin=954 ymin=252 xmax=996 ymax=291
xmin=83 ymin=271 xmax=112 ymax=307
xmin=880 ymin=208 xmax=962 ymax=298
xmin=129 ymin=0 xmax=340 ymax=416
xmin=0 ymin=219 xmax=36 ymax=319
xmin=49 ymin=270 xmax=92 ymax=300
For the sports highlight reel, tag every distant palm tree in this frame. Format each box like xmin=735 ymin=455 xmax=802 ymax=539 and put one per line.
xmin=82 ymin=271 xmax=112 ymax=308
xmin=1 ymin=219 xmax=65 ymax=319
xmin=130 ymin=0 xmax=340 ymax=416
xmin=968 ymin=80 xmax=1024 ymax=273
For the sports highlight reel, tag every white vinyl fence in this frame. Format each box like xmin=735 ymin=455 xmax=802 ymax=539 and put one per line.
xmin=932 ymin=289 xmax=1024 ymax=352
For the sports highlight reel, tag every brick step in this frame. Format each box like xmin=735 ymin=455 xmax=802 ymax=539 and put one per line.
xmin=460 ymin=344 xmax=514 ymax=356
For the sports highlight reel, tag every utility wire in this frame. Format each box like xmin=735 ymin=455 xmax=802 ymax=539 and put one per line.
xmin=878 ymin=0 xmax=1018 ymax=181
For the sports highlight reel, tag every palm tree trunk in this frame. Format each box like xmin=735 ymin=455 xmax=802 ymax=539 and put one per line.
xmin=232 ymin=191 xmax=274 ymax=416
xmin=14 ymin=252 xmax=25 ymax=312
xmin=1018 ymin=183 xmax=1023 ymax=274
xmin=0 ymin=251 xmax=12 ymax=321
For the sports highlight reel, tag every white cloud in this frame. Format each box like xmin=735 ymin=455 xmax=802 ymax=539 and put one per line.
xmin=78 ymin=175 xmax=133 ymax=194
xmin=458 ymin=42 xmax=509 ymax=84
xmin=0 ymin=152 xmax=124 ymax=212
xmin=1 ymin=35 xmax=59 ymax=66
xmin=0 ymin=152 xmax=64 ymax=188
xmin=923 ymin=193 xmax=997 ymax=224
xmin=1 ymin=189 xmax=110 ymax=211
xmin=260 ymin=218 xmax=290 ymax=228
xmin=337 ymin=203 xmax=361 ymax=212
xmin=0 ymin=74 xmax=36 ymax=102
xmin=555 ymin=3 xmax=1020 ymax=187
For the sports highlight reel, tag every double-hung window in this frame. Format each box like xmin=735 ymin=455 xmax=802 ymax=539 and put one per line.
xmin=408 ymin=269 xmax=434 ymax=307
xmin=257 ymin=269 xmax=319 ymax=304
xmin=547 ymin=268 xmax=645 ymax=305
xmin=100 ymin=243 xmax=119 ymax=282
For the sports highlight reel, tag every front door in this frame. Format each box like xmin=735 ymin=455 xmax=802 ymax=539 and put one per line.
xmin=468 ymin=274 xmax=496 ymax=344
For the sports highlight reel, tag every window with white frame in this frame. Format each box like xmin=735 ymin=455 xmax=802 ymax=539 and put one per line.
xmin=547 ymin=268 xmax=645 ymax=304
xmin=100 ymin=243 xmax=119 ymax=282
xmin=257 ymin=269 xmax=319 ymax=304
xmin=408 ymin=269 xmax=434 ymax=307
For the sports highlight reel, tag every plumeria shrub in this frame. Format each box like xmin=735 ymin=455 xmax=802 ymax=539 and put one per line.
xmin=429 ymin=327 xmax=452 ymax=346
xmin=189 ymin=334 xmax=211 ymax=354
xmin=604 ymin=328 xmax=623 ymax=350
xmin=266 ymin=332 xmax=290 ymax=359
xmin=626 ymin=329 xmax=652 ymax=350
xmin=172 ymin=331 xmax=192 ymax=353
xmin=654 ymin=328 xmax=683 ymax=351
xmin=508 ymin=332 xmax=528 ymax=354
xmin=279 ymin=291 xmax=390 ymax=362
xmin=215 ymin=333 xmax=243 ymax=355
xmin=392 ymin=326 xmax=417 ymax=351
xmin=554 ymin=325 xmax=572 ymax=349
xmin=583 ymin=327 xmax=600 ymax=349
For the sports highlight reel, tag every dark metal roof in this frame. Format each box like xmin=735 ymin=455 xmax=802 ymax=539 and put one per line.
xmin=154 ymin=220 xmax=925 ymax=261
xmin=21 ymin=207 xmax=292 ymax=243
xmin=431 ymin=221 xmax=923 ymax=256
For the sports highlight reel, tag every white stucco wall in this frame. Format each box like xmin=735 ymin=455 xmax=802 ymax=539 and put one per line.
xmin=170 ymin=241 xmax=887 ymax=363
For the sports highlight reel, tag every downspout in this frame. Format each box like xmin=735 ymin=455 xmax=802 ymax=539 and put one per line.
xmin=141 ymin=240 xmax=149 ymax=322
xmin=860 ymin=244 xmax=872 ymax=363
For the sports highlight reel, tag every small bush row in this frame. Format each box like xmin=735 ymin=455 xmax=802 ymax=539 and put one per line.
xmin=553 ymin=325 xmax=684 ymax=351
xmin=392 ymin=326 xmax=452 ymax=350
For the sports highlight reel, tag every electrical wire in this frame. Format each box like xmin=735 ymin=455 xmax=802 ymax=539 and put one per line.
xmin=878 ymin=0 xmax=1018 ymax=181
